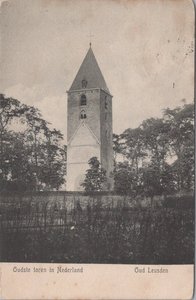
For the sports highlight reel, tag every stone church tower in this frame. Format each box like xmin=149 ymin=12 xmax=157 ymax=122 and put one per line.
xmin=66 ymin=46 xmax=114 ymax=191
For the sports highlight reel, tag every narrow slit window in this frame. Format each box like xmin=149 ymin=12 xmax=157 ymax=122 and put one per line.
xmin=105 ymin=97 xmax=108 ymax=110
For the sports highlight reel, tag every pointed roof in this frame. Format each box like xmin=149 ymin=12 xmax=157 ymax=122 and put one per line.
xmin=69 ymin=47 xmax=110 ymax=93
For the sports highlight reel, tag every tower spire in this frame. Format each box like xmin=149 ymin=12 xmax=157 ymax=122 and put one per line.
xmin=69 ymin=46 xmax=110 ymax=93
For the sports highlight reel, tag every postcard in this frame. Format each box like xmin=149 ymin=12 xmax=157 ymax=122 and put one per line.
xmin=0 ymin=0 xmax=194 ymax=299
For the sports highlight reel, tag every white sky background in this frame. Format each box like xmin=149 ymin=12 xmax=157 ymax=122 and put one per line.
xmin=0 ymin=0 xmax=194 ymax=142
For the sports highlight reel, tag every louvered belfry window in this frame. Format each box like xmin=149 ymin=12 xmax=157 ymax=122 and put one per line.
xmin=80 ymin=94 xmax=87 ymax=106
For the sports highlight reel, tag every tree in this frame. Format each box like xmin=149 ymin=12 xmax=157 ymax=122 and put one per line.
xmin=121 ymin=127 xmax=147 ymax=173
xmin=142 ymin=161 xmax=175 ymax=205
xmin=113 ymin=103 xmax=194 ymax=197
xmin=0 ymin=94 xmax=28 ymax=184
xmin=38 ymin=128 xmax=66 ymax=190
xmin=0 ymin=94 xmax=66 ymax=192
xmin=163 ymin=104 xmax=194 ymax=192
xmin=114 ymin=161 xmax=139 ymax=195
xmin=113 ymin=133 xmax=126 ymax=165
xmin=141 ymin=117 xmax=170 ymax=170
xmin=81 ymin=157 xmax=107 ymax=192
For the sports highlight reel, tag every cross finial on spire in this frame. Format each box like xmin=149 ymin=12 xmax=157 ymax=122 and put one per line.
xmin=88 ymin=33 xmax=94 ymax=48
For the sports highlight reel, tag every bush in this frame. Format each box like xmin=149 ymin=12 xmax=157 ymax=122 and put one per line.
xmin=163 ymin=194 xmax=194 ymax=209
xmin=0 ymin=201 xmax=194 ymax=264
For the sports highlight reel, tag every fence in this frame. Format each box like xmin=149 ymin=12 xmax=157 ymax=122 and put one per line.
xmin=0 ymin=193 xmax=194 ymax=264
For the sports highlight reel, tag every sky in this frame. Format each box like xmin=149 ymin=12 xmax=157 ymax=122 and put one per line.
xmin=0 ymin=0 xmax=194 ymax=142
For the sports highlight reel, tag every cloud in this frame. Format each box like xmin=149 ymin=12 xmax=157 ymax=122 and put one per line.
xmin=1 ymin=0 xmax=194 ymax=139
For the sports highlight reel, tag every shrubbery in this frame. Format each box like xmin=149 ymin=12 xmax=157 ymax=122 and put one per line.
xmin=0 ymin=197 xmax=194 ymax=264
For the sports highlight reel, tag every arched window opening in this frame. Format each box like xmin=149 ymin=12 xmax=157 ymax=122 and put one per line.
xmin=80 ymin=94 xmax=87 ymax=106
xmin=80 ymin=110 xmax=87 ymax=119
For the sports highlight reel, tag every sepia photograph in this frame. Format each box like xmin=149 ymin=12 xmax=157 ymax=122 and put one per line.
xmin=0 ymin=0 xmax=194 ymax=290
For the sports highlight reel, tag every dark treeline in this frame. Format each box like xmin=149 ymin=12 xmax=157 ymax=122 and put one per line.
xmin=0 ymin=94 xmax=66 ymax=192
xmin=0 ymin=93 xmax=194 ymax=197
xmin=113 ymin=103 xmax=194 ymax=198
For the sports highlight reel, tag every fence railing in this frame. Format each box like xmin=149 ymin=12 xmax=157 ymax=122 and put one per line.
xmin=0 ymin=198 xmax=194 ymax=264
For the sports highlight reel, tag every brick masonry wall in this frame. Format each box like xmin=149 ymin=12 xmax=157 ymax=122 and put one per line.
xmin=67 ymin=88 xmax=114 ymax=191
xmin=67 ymin=89 xmax=101 ymax=142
